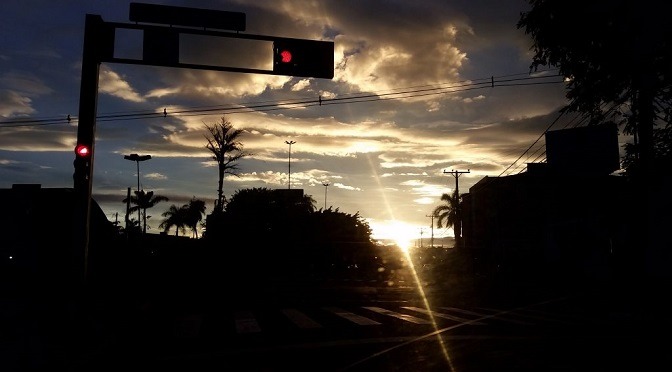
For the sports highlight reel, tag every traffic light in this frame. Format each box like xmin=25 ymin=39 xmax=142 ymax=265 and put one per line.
xmin=73 ymin=144 xmax=92 ymax=185
xmin=273 ymin=39 xmax=334 ymax=79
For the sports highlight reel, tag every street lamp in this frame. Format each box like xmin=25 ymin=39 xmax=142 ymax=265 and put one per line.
xmin=322 ymin=181 xmax=330 ymax=209
xmin=124 ymin=153 xmax=151 ymax=227
xmin=285 ymin=140 xmax=296 ymax=189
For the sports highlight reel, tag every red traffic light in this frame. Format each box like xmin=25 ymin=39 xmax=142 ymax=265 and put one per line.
xmin=273 ymin=39 xmax=334 ymax=79
xmin=75 ymin=144 xmax=91 ymax=157
xmin=280 ymin=50 xmax=293 ymax=63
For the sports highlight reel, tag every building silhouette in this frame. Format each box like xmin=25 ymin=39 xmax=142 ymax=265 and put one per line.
xmin=461 ymin=123 xmax=638 ymax=284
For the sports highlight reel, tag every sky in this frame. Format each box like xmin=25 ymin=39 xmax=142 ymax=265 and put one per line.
xmin=0 ymin=0 xmax=580 ymax=245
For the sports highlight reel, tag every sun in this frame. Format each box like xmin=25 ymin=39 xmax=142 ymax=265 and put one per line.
xmin=394 ymin=236 xmax=413 ymax=253
xmin=369 ymin=219 xmax=418 ymax=253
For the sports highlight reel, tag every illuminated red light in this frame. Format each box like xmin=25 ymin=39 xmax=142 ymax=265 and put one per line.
xmin=280 ymin=50 xmax=292 ymax=63
xmin=75 ymin=144 xmax=91 ymax=157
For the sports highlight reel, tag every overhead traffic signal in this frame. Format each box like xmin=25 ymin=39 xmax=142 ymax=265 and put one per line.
xmin=73 ymin=143 xmax=93 ymax=185
xmin=75 ymin=144 xmax=91 ymax=158
xmin=273 ymin=39 xmax=334 ymax=79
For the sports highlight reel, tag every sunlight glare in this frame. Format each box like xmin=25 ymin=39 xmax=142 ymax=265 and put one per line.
xmin=370 ymin=219 xmax=418 ymax=253
xmin=395 ymin=236 xmax=413 ymax=253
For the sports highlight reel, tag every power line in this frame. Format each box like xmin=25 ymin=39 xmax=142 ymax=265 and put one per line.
xmin=498 ymin=110 xmax=566 ymax=177
xmin=0 ymin=70 xmax=564 ymax=128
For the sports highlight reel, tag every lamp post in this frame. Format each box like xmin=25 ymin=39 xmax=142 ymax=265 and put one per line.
xmin=124 ymin=153 xmax=151 ymax=227
xmin=285 ymin=140 xmax=296 ymax=189
xmin=322 ymin=181 xmax=330 ymax=209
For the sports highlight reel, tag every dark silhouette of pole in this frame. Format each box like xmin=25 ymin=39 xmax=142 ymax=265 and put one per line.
xmin=285 ymin=140 xmax=296 ymax=189
xmin=75 ymin=14 xmax=104 ymax=284
xmin=322 ymin=181 xmax=330 ymax=209
xmin=124 ymin=153 xmax=151 ymax=226
xmin=426 ymin=214 xmax=436 ymax=248
xmin=125 ymin=187 xmax=131 ymax=235
xmin=444 ymin=169 xmax=470 ymax=198
xmin=443 ymin=169 xmax=470 ymax=244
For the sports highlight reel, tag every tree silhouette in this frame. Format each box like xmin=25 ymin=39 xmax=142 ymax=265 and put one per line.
xmin=208 ymin=187 xmax=376 ymax=281
xmin=183 ymin=197 xmax=207 ymax=238
xmin=311 ymin=207 xmax=373 ymax=243
xmin=517 ymin=0 xmax=672 ymax=174
xmin=159 ymin=204 xmax=187 ymax=236
xmin=204 ymin=116 xmax=249 ymax=213
xmin=221 ymin=187 xmax=315 ymax=242
xmin=432 ymin=190 xmax=461 ymax=245
xmin=124 ymin=190 xmax=169 ymax=234
xmin=159 ymin=197 xmax=206 ymax=238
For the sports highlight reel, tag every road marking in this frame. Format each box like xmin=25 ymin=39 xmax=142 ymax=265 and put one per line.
xmin=234 ymin=311 xmax=261 ymax=333
xmin=440 ymin=306 xmax=532 ymax=325
xmin=477 ymin=306 xmax=577 ymax=325
xmin=282 ymin=308 xmax=323 ymax=329
xmin=362 ymin=306 xmax=432 ymax=324
xmin=402 ymin=306 xmax=486 ymax=325
xmin=323 ymin=307 xmax=381 ymax=325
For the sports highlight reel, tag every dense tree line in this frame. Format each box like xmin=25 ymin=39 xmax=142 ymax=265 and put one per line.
xmin=204 ymin=187 xmax=378 ymax=280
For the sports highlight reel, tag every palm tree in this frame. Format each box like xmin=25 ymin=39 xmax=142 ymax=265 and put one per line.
xmin=124 ymin=190 xmax=169 ymax=234
xmin=432 ymin=189 xmax=462 ymax=246
xmin=159 ymin=204 xmax=188 ymax=236
xmin=204 ymin=116 xmax=249 ymax=213
xmin=183 ymin=197 xmax=207 ymax=238
xmin=159 ymin=198 xmax=207 ymax=238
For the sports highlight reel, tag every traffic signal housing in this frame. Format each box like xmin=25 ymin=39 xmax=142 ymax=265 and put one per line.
xmin=73 ymin=143 xmax=92 ymax=185
xmin=273 ymin=39 xmax=334 ymax=79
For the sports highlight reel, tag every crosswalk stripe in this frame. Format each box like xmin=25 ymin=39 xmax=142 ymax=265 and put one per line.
xmin=221 ymin=304 xmax=566 ymax=336
xmin=440 ymin=306 xmax=533 ymax=325
xmin=234 ymin=311 xmax=262 ymax=333
xmin=476 ymin=306 xmax=577 ymax=325
xmin=401 ymin=306 xmax=486 ymax=325
xmin=362 ymin=306 xmax=432 ymax=324
xmin=282 ymin=308 xmax=323 ymax=329
xmin=323 ymin=307 xmax=381 ymax=325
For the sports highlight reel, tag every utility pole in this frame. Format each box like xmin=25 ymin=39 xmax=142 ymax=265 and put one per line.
xmin=426 ymin=214 xmax=436 ymax=248
xmin=443 ymin=169 xmax=470 ymax=245
xmin=125 ymin=187 xmax=131 ymax=234
xmin=443 ymin=169 xmax=470 ymax=198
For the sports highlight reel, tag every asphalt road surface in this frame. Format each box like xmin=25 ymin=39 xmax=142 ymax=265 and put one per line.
xmin=4 ymin=277 xmax=670 ymax=372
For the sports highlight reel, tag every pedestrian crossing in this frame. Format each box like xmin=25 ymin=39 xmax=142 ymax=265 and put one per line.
xmin=169 ymin=302 xmax=586 ymax=339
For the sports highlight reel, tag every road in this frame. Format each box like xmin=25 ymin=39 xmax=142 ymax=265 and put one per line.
xmin=4 ymin=275 xmax=669 ymax=372
xmin=121 ymin=290 xmax=670 ymax=371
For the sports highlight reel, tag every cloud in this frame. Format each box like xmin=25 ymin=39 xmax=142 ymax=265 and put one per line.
xmin=144 ymin=172 xmax=167 ymax=180
xmin=0 ymin=71 xmax=55 ymax=118
xmin=0 ymin=71 xmax=53 ymax=96
xmin=0 ymin=0 xmax=575 ymax=240
xmin=0 ymin=90 xmax=35 ymax=117
xmin=99 ymin=66 xmax=145 ymax=102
